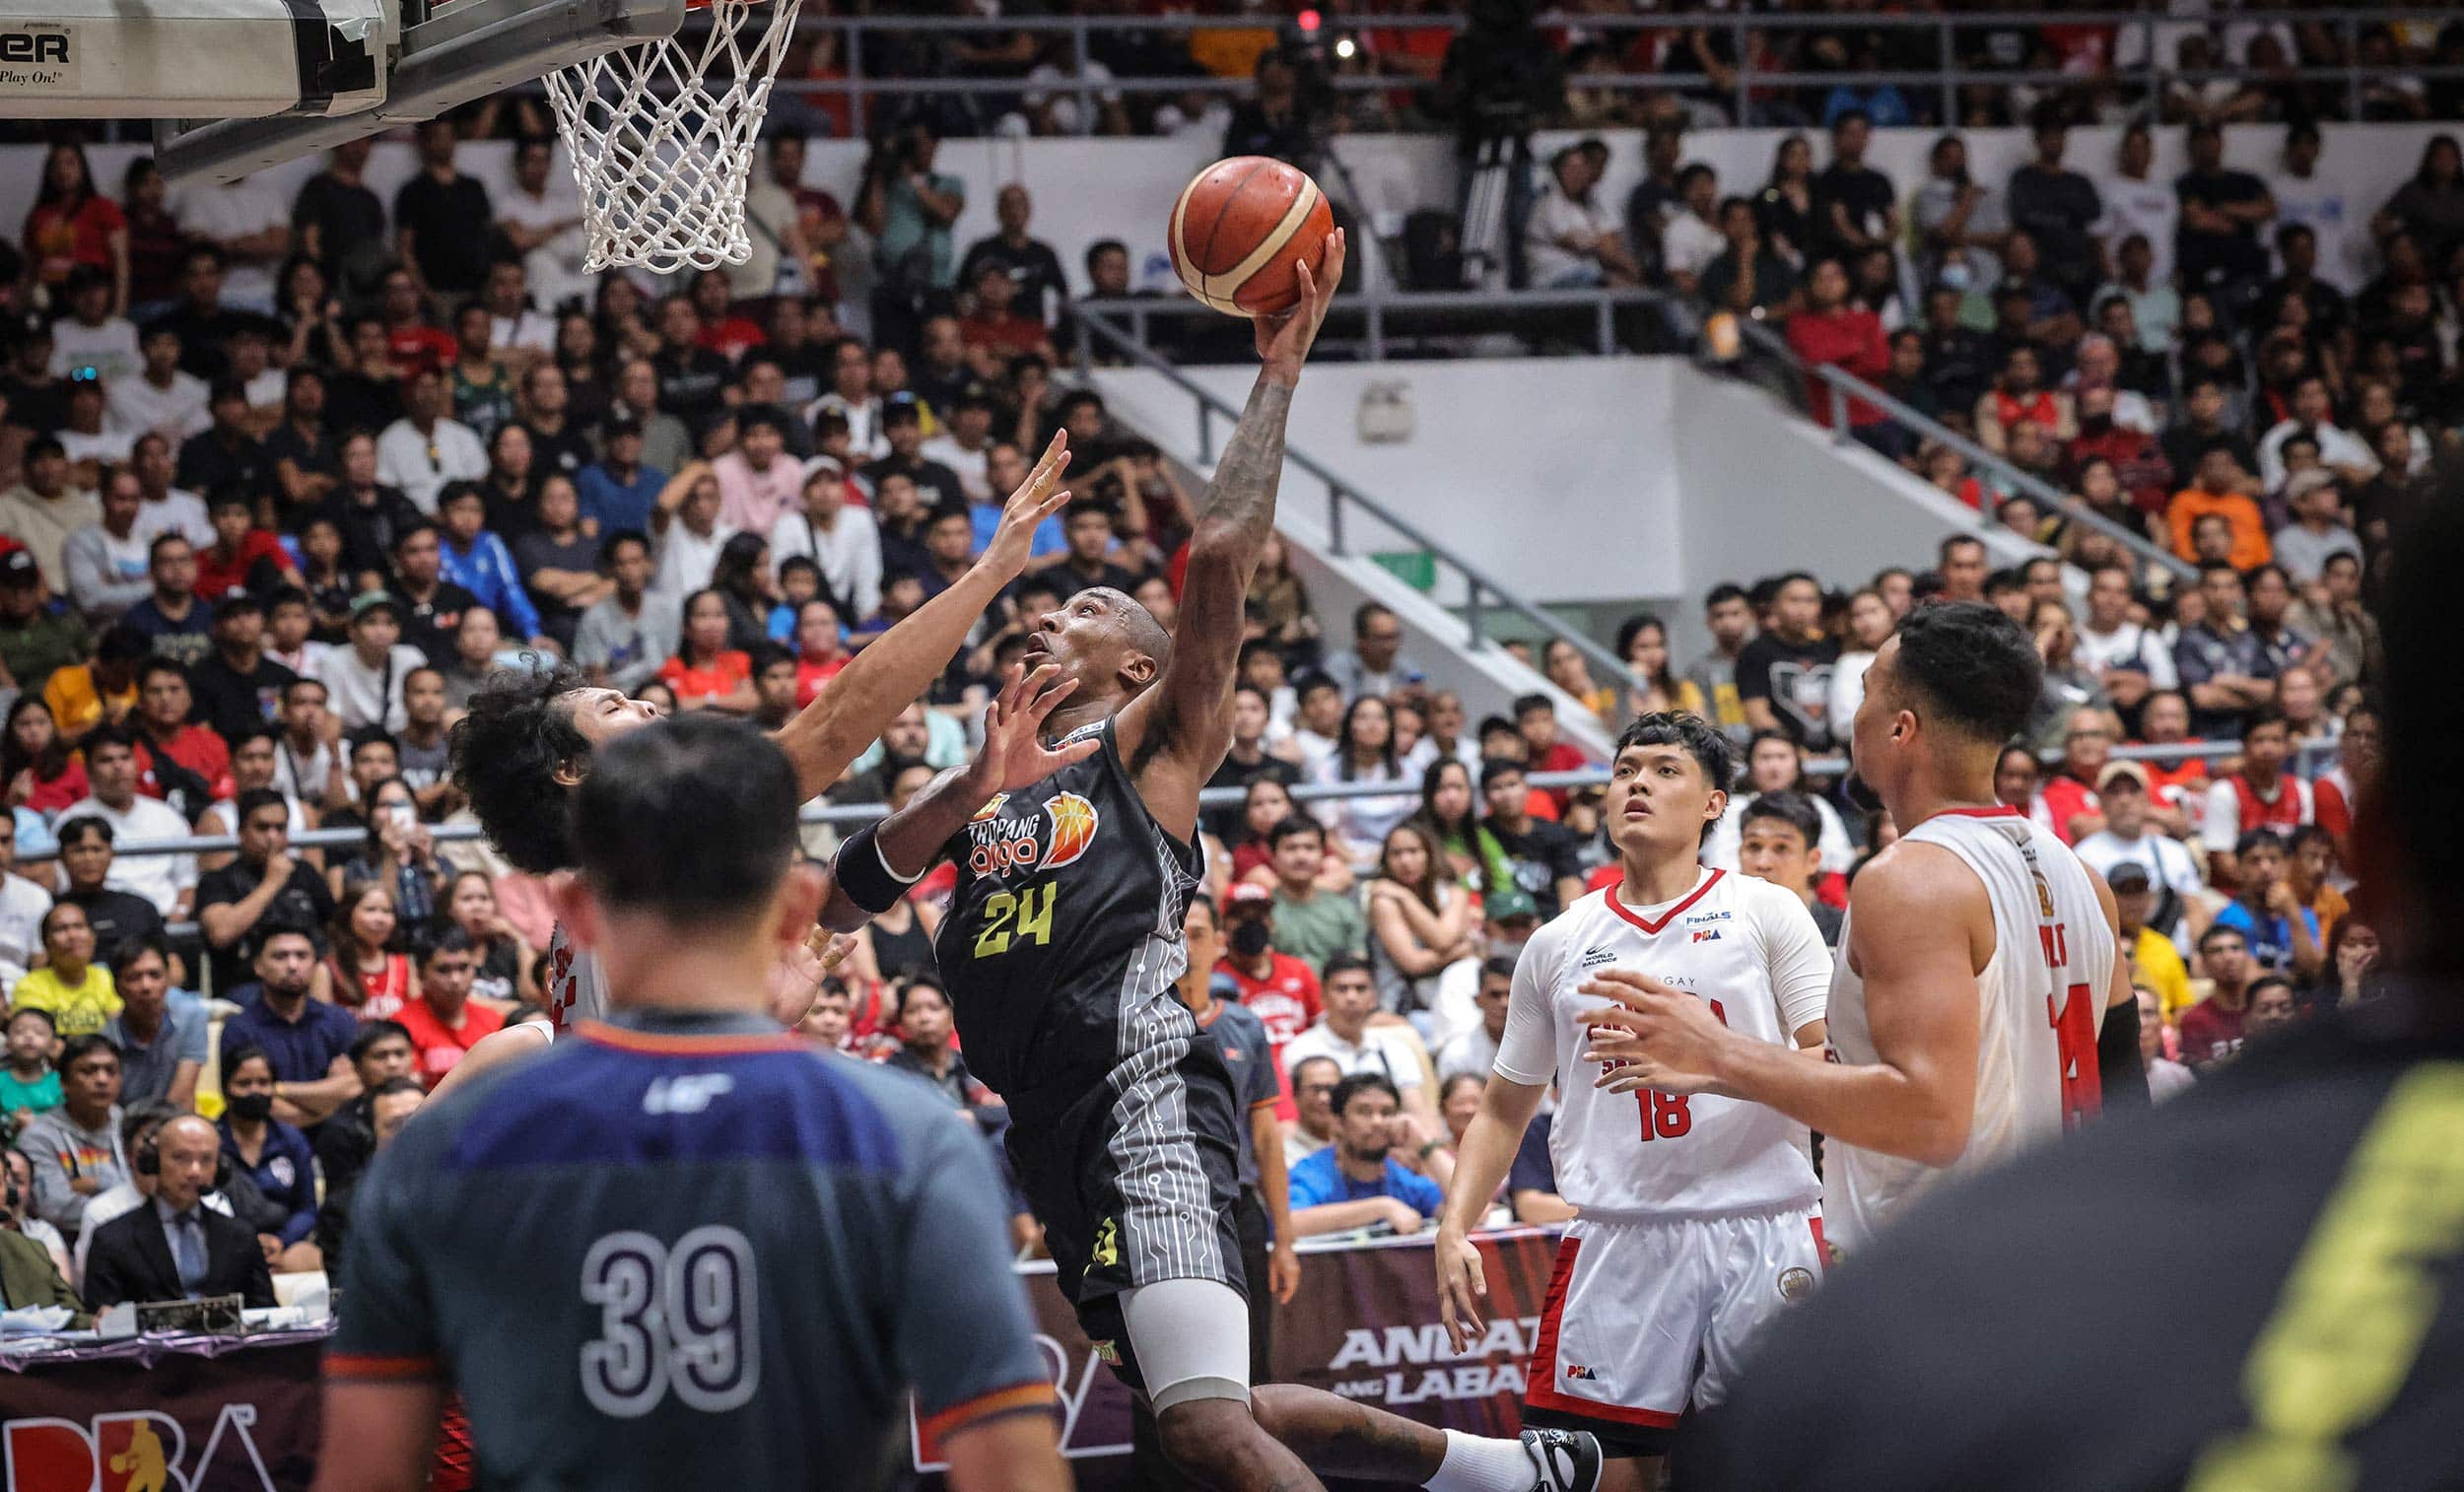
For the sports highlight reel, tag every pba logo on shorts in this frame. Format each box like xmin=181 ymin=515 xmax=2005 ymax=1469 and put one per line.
xmin=966 ymin=791 xmax=1102 ymax=879
xmin=1564 ymin=1365 xmax=1598 ymax=1382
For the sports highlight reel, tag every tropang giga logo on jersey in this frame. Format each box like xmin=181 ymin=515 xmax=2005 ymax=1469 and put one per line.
xmin=966 ymin=791 xmax=1102 ymax=879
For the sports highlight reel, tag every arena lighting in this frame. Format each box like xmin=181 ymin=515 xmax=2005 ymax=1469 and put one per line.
xmin=1298 ymin=8 xmax=1322 ymax=32
xmin=1335 ymin=36 xmax=1356 ymax=58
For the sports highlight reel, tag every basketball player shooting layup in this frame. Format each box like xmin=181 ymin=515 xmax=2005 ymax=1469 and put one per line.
xmin=820 ymin=229 xmax=1601 ymax=1492
xmin=1579 ymin=602 xmax=2145 ymax=1254
xmin=436 ymin=430 xmax=1079 ymax=1086
xmin=1436 ymin=712 xmax=1832 ymax=1492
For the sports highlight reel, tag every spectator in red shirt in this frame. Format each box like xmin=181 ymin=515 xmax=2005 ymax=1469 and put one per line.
xmin=392 ymin=926 xmax=506 ymax=1087
xmin=657 ymin=588 xmax=756 ymax=714
xmin=195 ymin=491 xmax=301 ymax=602
xmin=2066 ymin=383 xmax=2173 ymax=513
xmin=1513 ymin=692 xmax=1590 ymax=817
xmin=1784 ymin=256 xmax=1896 ymax=455
xmin=2036 ymin=708 xmax=2117 ymax=846
xmin=24 ymin=141 xmax=128 ymax=308
xmin=957 ymin=260 xmax=1057 ymax=371
xmin=1215 ymin=883 xmax=1324 ymax=1118
xmin=132 ymin=658 xmax=233 ymax=803
xmin=2179 ymin=924 xmax=2257 ymax=1070
xmin=789 ymin=596 xmax=851 ymax=707
xmin=688 ymin=269 xmax=766 ymax=361
xmin=376 ymin=268 xmax=455 ymax=379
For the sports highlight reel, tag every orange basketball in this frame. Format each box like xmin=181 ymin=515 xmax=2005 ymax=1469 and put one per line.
xmin=1167 ymin=157 xmax=1335 ymax=317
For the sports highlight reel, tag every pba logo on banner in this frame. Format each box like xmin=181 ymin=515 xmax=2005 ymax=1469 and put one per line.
xmin=1 ymin=1339 xmax=319 ymax=1491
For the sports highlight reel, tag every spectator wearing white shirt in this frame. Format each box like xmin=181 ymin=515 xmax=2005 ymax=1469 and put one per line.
xmin=1658 ymin=165 xmax=1729 ymax=292
xmin=57 ymin=728 xmax=195 ymax=919
xmin=492 ymin=139 xmax=589 ymax=315
xmin=0 ymin=835 xmax=51 ymax=993
xmin=1525 ymin=138 xmax=1640 ymax=290
xmin=2075 ymin=562 xmax=2178 ymax=722
xmin=319 ymin=595 xmax=426 ymax=732
xmin=56 ymin=374 xmax=134 ymax=482
xmin=125 ymin=433 xmax=212 ymax=549
xmin=172 ymin=173 xmax=291 ymax=314
xmin=61 ymin=465 xmax=154 ymax=622
xmin=769 ymin=459 xmax=880 ymax=621
xmin=107 ymin=325 xmax=212 ymax=445
xmin=376 ymin=368 xmax=488 ymax=514
xmin=1321 ymin=601 xmax=1425 ymax=702
xmin=1281 ymin=1054 xmax=1340 ymax=1171
xmin=1434 ymin=958 xmax=1515 ymax=1081
xmin=478 ymin=258 xmax=557 ymax=359
xmin=2269 ymin=123 xmax=2363 ymax=292
xmin=1279 ymin=956 xmax=1440 ymax=1128
xmin=804 ymin=337 xmax=886 ymax=459
xmin=2091 ymin=123 xmax=2178 ymax=293
xmin=2073 ymin=764 xmax=2206 ymax=913
xmin=919 ymin=391 xmax=996 ymax=504
xmin=649 ymin=461 xmax=739 ymax=603
xmin=48 ymin=268 xmax=141 ymax=383
xmin=2257 ymin=377 xmax=2379 ymax=494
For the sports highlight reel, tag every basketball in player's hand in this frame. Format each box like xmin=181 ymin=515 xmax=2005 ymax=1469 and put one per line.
xmin=1168 ymin=157 xmax=1335 ymax=317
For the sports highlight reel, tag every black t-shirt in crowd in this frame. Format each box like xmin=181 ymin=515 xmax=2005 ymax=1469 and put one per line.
xmin=194 ymin=857 xmax=337 ymax=995
xmin=520 ymin=421 xmax=596 ymax=490
xmin=513 ymin=529 xmax=600 ymax=646
xmin=858 ymin=453 xmax=968 ymax=514
xmin=1681 ymin=1007 xmax=2464 ymax=1492
xmin=651 ymin=347 xmax=731 ymax=425
xmin=2175 ymin=167 xmax=2273 ymax=290
xmin=393 ymin=171 xmax=496 ymax=296
xmin=292 ymin=172 xmax=388 ymax=275
xmin=59 ymin=887 xmax=165 ymax=962
xmin=957 ymin=234 xmax=1070 ymax=323
xmin=188 ymin=650 xmax=298 ymax=745
xmin=1736 ymin=631 xmax=1843 ymax=749
xmin=1202 ymin=751 xmax=1301 ymax=843
xmin=1483 ymin=814 xmax=1586 ymax=922
xmin=394 ymin=578 xmax=481 ymax=664
xmin=1811 ymin=162 xmax=1896 ymax=256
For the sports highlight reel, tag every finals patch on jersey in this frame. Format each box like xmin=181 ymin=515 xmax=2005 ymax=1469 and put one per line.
xmin=965 ymin=789 xmax=1103 ymax=879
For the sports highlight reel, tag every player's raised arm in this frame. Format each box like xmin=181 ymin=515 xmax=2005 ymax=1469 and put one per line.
xmin=822 ymin=665 xmax=1098 ymax=928
xmin=2087 ymin=861 xmax=2150 ymax=1109
xmin=770 ymin=432 xmax=1074 ymax=799
xmin=1116 ymin=229 xmax=1345 ymax=841
xmin=1581 ymin=843 xmax=1987 ymax=1168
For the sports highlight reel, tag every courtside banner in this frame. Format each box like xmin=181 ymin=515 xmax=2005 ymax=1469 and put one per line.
xmin=0 ymin=1334 xmax=321 ymax=1491
xmin=915 ymin=1228 xmax=1564 ymax=1487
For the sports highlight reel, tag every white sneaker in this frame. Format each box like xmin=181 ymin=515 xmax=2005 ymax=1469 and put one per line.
xmin=1519 ymin=1428 xmax=1604 ymax=1492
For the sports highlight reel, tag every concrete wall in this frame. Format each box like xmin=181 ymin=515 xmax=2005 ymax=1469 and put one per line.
xmin=1091 ymin=356 xmax=2042 ymax=663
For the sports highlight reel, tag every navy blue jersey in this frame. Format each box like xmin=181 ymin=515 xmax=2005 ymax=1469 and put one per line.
xmin=328 ymin=1011 xmax=1054 ymax=1489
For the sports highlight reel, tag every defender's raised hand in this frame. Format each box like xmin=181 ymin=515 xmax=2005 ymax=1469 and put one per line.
xmin=963 ymin=663 xmax=1100 ymax=796
xmin=982 ymin=430 xmax=1072 ymax=577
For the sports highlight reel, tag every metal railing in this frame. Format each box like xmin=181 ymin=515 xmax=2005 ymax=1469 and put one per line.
xmin=31 ymin=734 xmax=2336 ymax=869
xmin=1072 ymin=288 xmax=1665 ymax=363
xmin=693 ymin=8 xmax=2464 ymax=138
xmin=1068 ymin=305 xmax=1641 ymax=692
xmin=1726 ymin=312 xmax=2199 ymax=584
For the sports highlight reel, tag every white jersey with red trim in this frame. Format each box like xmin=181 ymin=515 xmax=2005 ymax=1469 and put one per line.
xmin=1822 ymin=804 xmax=2117 ymax=1252
xmin=543 ymin=921 xmax=607 ymax=1032
xmin=1495 ymin=868 xmax=1830 ymax=1219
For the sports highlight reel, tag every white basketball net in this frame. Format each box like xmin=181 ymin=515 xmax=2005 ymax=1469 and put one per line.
xmin=543 ymin=0 xmax=804 ymax=275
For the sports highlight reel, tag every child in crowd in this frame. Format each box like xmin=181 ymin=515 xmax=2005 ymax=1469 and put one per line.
xmin=0 ymin=1007 xmax=62 ymax=1127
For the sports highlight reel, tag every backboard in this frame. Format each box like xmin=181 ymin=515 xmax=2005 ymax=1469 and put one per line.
xmin=142 ymin=0 xmax=685 ymax=185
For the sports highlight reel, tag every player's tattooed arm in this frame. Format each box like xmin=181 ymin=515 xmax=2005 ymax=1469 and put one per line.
xmin=773 ymin=433 xmax=1073 ymax=799
xmin=820 ymin=666 xmax=1095 ymax=929
xmin=1120 ymin=230 xmax=1344 ymax=830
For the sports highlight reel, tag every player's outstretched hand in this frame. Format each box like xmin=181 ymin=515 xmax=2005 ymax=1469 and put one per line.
xmin=1255 ymin=227 xmax=1346 ymax=377
xmin=980 ymin=430 xmax=1072 ymax=578
xmin=1435 ymin=1224 xmax=1488 ymax=1354
xmin=962 ymin=663 xmax=1100 ymax=797
xmin=1579 ymin=969 xmax=1734 ymax=1097
xmin=769 ymin=923 xmax=859 ymax=1028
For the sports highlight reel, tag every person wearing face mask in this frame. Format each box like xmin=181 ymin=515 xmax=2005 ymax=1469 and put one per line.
xmin=1213 ymin=884 xmax=1322 ymax=1119
xmin=216 ymin=1047 xmax=321 ymax=1274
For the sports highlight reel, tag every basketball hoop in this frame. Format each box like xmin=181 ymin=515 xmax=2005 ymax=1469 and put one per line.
xmin=543 ymin=0 xmax=803 ymax=274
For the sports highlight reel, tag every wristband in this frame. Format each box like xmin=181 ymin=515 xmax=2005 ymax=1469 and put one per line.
xmin=833 ymin=822 xmax=924 ymax=916
xmin=1417 ymin=1139 xmax=1443 ymax=1161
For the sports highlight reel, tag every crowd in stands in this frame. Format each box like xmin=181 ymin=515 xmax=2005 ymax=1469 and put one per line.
xmin=0 ymin=61 xmax=2400 ymax=1308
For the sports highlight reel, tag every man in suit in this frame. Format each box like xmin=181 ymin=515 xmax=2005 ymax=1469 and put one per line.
xmin=82 ymin=1115 xmax=275 ymax=1310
